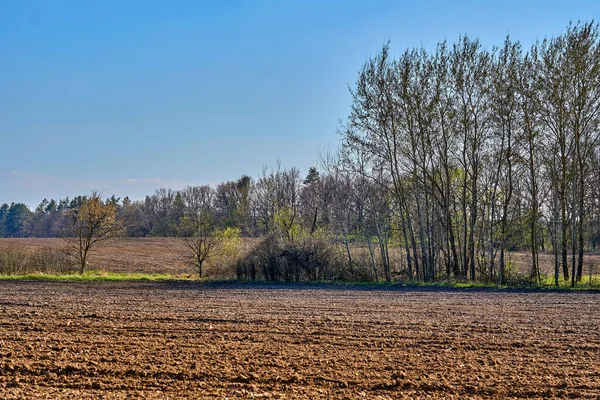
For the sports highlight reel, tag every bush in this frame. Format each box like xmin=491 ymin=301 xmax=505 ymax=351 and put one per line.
xmin=235 ymin=235 xmax=345 ymax=282
xmin=0 ymin=243 xmax=77 ymax=275
xmin=212 ymin=227 xmax=243 ymax=279
xmin=30 ymin=246 xmax=78 ymax=274
xmin=0 ymin=244 xmax=28 ymax=275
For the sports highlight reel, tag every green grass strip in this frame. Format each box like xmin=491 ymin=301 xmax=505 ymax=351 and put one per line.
xmin=0 ymin=272 xmax=599 ymax=290
xmin=0 ymin=270 xmax=195 ymax=282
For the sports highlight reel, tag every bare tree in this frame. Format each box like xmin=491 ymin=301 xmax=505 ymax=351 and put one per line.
xmin=64 ymin=192 xmax=123 ymax=273
xmin=180 ymin=185 xmax=221 ymax=277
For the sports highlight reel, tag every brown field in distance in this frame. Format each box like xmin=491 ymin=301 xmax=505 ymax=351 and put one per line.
xmin=0 ymin=237 xmax=192 ymax=275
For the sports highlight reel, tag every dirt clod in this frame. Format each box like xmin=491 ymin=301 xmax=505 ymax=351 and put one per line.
xmin=0 ymin=280 xmax=598 ymax=399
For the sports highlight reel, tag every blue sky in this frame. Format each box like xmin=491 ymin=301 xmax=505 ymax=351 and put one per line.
xmin=1 ymin=0 xmax=598 ymax=207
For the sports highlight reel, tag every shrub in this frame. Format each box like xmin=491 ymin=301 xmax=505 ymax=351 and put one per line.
xmin=0 ymin=243 xmax=77 ymax=275
xmin=235 ymin=235 xmax=345 ymax=282
xmin=0 ymin=244 xmax=28 ymax=275
xmin=30 ymin=246 xmax=78 ymax=274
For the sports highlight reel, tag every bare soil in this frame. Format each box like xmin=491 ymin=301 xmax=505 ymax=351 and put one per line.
xmin=0 ymin=281 xmax=598 ymax=399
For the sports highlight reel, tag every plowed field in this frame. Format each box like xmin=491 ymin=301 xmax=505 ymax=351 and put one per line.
xmin=0 ymin=281 xmax=599 ymax=399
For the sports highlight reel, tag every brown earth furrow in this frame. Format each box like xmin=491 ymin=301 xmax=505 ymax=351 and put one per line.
xmin=0 ymin=281 xmax=598 ymax=399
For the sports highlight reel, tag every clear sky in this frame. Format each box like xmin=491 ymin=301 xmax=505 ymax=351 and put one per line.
xmin=1 ymin=0 xmax=598 ymax=207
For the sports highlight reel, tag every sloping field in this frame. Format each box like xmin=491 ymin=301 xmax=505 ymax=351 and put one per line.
xmin=0 ymin=238 xmax=196 ymax=275
xmin=0 ymin=281 xmax=598 ymax=399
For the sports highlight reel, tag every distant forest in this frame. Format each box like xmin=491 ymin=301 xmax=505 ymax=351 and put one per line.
xmin=4 ymin=21 xmax=600 ymax=286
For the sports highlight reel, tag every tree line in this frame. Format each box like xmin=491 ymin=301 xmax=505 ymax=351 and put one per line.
xmin=342 ymin=21 xmax=600 ymax=286
xmin=3 ymin=21 xmax=600 ymax=286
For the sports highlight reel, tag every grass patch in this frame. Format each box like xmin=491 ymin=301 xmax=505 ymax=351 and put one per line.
xmin=0 ymin=270 xmax=196 ymax=282
xmin=316 ymin=278 xmax=600 ymax=291
xmin=0 ymin=272 xmax=599 ymax=290
xmin=539 ymin=274 xmax=600 ymax=289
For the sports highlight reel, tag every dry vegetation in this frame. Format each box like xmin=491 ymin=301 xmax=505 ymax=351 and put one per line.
xmin=1 ymin=238 xmax=599 ymax=284
xmin=0 ymin=281 xmax=598 ymax=399
xmin=0 ymin=238 xmax=260 ymax=277
xmin=0 ymin=241 xmax=77 ymax=275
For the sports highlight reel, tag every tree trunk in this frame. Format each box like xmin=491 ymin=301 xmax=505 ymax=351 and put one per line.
xmin=366 ymin=236 xmax=379 ymax=282
xmin=571 ymin=176 xmax=577 ymax=288
xmin=343 ymin=236 xmax=353 ymax=274
xmin=469 ymin=163 xmax=478 ymax=281
xmin=553 ymin=190 xmax=560 ymax=286
xmin=528 ymin=128 xmax=539 ymax=283
xmin=80 ymin=249 xmax=88 ymax=274
xmin=404 ymin=207 xmax=420 ymax=280
xmin=577 ymin=162 xmax=585 ymax=282
xmin=399 ymin=206 xmax=413 ymax=279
